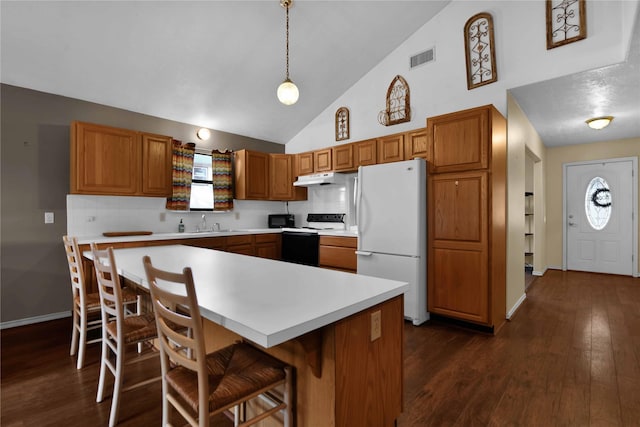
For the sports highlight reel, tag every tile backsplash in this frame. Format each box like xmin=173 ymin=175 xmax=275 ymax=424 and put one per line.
xmin=66 ymin=174 xmax=356 ymax=237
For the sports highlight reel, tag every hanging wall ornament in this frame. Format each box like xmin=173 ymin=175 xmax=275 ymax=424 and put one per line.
xmin=335 ymin=107 xmax=350 ymax=141
xmin=464 ymin=12 xmax=497 ymax=90
xmin=377 ymin=75 xmax=411 ymax=126
xmin=546 ymin=0 xmax=586 ymax=49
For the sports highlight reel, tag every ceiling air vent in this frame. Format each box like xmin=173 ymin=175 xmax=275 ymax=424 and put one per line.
xmin=410 ymin=47 xmax=435 ymax=69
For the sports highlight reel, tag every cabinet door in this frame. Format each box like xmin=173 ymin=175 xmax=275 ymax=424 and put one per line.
xmin=269 ymin=154 xmax=294 ymax=200
xmin=354 ymin=139 xmax=377 ymax=167
xmin=234 ymin=150 xmax=270 ymax=200
xmin=296 ymin=152 xmax=314 ymax=176
xmin=404 ymin=128 xmax=429 ymax=161
xmin=314 ymin=149 xmax=333 ymax=172
xmin=332 ymin=143 xmax=354 ymax=172
xmin=428 ymin=171 xmax=489 ymax=324
xmin=377 ymin=134 xmax=404 ymax=164
xmin=71 ymin=122 xmax=140 ymax=195
xmin=255 ymin=234 xmax=281 ymax=260
xmin=428 ymin=106 xmax=489 ymax=173
xmin=141 ymin=133 xmax=173 ymax=196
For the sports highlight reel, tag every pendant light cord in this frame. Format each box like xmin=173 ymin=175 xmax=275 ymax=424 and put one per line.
xmin=285 ymin=2 xmax=290 ymax=80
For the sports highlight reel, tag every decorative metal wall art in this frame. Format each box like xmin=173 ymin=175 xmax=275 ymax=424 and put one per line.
xmin=464 ymin=12 xmax=497 ymax=90
xmin=335 ymin=107 xmax=350 ymax=141
xmin=546 ymin=0 xmax=586 ymax=49
xmin=378 ymin=75 xmax=411 ymax=126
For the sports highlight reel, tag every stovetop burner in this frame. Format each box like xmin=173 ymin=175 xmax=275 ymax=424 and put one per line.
xmin=282 ymin=213 xmax=346 ymax=233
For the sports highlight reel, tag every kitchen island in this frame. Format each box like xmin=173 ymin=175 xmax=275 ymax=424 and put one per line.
xmin=96 ymin=244 xmax=406 ymax=427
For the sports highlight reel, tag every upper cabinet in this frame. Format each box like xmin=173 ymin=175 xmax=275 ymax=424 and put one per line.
xmin=427 ymin=106 xmax=490 ymax=173
xmin=332 ymin=143 xmax=354 ymax=172
xmin=404 ymin=128 xmax=429 ymax=161
xmin=314 ymin=148 xmax=333 ymax=172
xmin=296 ymin=152 xmax=314 ymax=176
xmin=377 ymin=133 xmax=405 ymax=164
xmin=70 ymin=121 xmax=172 ymax=197
xmin=354 ymin=139 xmax=377 ymax=167
xmin=235 ymin=150 xmax=306 ymax=201
xmin=234 ymin=150 xmax=270 ymax=200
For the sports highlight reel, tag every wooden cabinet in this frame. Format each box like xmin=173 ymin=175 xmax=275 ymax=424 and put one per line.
xmin=254 ymin=234 xmax=281 ymax=260
xmin=70 ymin=121 xmax=172 ymax=197
xmin=234 ymin=150 xmax=270 ymax=200
xmin=427 ymin=105 xmax=506 ymax=332
xmin=404 ymin=128 xmax=429 ymax=160
xmin=236 ymin=150 xmax=306 ymax=201
xmin=332 ymin=143 xmax=355 ymax=172
xmin=226 ymin=234 xmax=255 ymax=256
xmin=319 ymin=236 xmax=357 ymax=273
xmin=314 ymin=148 xmax=333 ymax=172
xmin=377 ymin=133 xmax=405 ymax=164
xmin=295 ymin=152 xmax=314 ymax=176
xmin=354 ymin=139 xmax=377 ymax=167
xmin=428 ymin=106 xmax=490 ymax=173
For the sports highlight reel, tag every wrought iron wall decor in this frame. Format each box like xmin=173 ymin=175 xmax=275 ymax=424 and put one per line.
xmin=335 ymin=107 xmax=350 ymax=141
xmin=464 ymin=12 xmax=497 ymax=90
xmin=378 ymin=75 xmax=411 ymax=126
xmin=546 ymin=0 xmax=586 ymax=49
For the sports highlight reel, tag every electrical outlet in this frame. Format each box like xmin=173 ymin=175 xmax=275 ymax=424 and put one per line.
xmin=159 ymin=212 xmax=166 ymax=222
xmin=234 ymin=212 xmax=240 ymax=220
xmin=44 ymin=212 xmax=54 ymax=224
xmin=371 ymin=310 xmax=381 ymax=341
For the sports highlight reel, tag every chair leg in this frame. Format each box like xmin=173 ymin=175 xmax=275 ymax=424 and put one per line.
xmin=283 ymin=366 xmax=293 ymax=427
xmin=70 ymin=307 xmax=79 ymax=357
xmin=161 ymin=378 xmax=169 ymax=427
xmin=76 ymin=308 xmax=88 ymax=370
xmin=96 ymin=335 xmax=109 ymax=403
xmin=108 ymin=339 xmax=125 ymax=427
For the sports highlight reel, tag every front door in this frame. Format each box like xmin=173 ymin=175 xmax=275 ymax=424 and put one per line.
xmin=565 ymin=158 xmax=635 ymax=275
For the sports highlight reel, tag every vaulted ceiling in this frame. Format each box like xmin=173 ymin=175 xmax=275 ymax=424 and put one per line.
xmin=2 ymin=1 xmax=638 ymax=147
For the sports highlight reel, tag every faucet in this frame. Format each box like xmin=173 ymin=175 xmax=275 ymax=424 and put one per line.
xmin=198 ymin=214 xmax=207 ymax=232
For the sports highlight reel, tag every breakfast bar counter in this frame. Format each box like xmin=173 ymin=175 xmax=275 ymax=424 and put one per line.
xmin=93 ymin=244 xmax=407 ymax=427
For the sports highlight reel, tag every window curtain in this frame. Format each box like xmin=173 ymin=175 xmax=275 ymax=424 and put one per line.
xmin=212 ymin=150 xmax=234 ymax=211
xmin=166 ymin=141 xmax=195 ymax=210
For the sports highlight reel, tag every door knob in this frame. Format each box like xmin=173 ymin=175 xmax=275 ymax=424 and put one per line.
xmin=568 ymin=222 xmax=577 ymax=226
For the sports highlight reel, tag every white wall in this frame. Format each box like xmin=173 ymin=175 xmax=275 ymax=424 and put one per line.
xmin=286 ymin=0 xmax=636 ymax=153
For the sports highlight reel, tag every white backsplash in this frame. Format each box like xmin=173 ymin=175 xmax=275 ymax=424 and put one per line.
xmin=66 ymin=195 xmax=286 ymax=237
xmin=66 ymin=173 xmax=357 ymax=237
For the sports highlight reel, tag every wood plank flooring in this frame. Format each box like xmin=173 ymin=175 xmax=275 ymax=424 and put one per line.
xmin=2 ymin=270 xmax=639 ymax=426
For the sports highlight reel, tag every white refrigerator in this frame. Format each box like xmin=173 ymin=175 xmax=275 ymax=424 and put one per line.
xmin=355 ymin=158 xmax=428 ymax=325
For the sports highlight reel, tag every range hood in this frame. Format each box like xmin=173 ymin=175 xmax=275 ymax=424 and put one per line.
xmin=293 ymin=172 xmax=345 ymax=187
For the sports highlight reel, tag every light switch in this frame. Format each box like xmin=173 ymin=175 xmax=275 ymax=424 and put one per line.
xmin=371 ymin=310 xmax=381 ymax=341
xmin=44 ymin=212 xmax=54 ymax=224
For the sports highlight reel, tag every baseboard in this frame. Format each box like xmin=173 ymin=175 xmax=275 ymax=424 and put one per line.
xmin=0 ymin=311 xmax=71 ymax=330
xmin=506 ymin=293 xmax=527 ymax=320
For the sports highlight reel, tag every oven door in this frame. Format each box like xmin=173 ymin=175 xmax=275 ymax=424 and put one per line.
xmin=281 ymin=231 xmax=319 ymax=266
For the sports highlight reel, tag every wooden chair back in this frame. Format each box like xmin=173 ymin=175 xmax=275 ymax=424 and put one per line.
xmin=90 ymin=243 xmax=125 ymax=328
xmin=63 ymin=235 xmax=86 ymax=305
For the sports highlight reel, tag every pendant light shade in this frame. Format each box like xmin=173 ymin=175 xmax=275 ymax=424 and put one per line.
xmin=277 ymin=0 xmax=299 ymax=105
xmin=277 ymin=78 xmax=299 ymax=105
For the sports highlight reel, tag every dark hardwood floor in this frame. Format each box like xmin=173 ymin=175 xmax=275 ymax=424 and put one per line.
xmin=2 ymin=270 xmax=639 ymax=426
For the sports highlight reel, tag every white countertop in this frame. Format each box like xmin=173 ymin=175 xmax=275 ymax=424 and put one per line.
xmin=77 ymin=228 xmax=357 ymax=245
xmin=88 ymin=244 xmax=404 ymax=348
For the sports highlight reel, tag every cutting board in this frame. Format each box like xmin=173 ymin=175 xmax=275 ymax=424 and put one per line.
xmin=102 ymin=231 xmax=153 ymax=237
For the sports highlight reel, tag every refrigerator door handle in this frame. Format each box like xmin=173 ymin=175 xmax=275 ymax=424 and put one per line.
xmin=355 ymin=250 xmax=372 ymax=256
xmin=356 ymin=169 xmax=363 ymax=250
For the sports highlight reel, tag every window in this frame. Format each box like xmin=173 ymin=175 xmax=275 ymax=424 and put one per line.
xmin=190 ymin=153 xmax=214 ymax=211
xmin=585 ymin=176 xmax=612 ymax=230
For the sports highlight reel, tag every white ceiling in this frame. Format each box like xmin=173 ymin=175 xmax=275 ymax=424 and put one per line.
xmin=1 ymin=1 xmax=638 ymax=147
xmin=0 ymin=0 xmax=450 ymax=144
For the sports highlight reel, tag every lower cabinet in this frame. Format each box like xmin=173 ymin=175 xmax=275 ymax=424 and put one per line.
xmin=319 ymin=236 xmax=357 ymax=273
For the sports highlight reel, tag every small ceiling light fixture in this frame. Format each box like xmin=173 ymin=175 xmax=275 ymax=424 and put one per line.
xmin=586 ymin=116 xmax=614 ymax=130
xmin=196 ymin=128 xmax=211 ymax=140
xmin=277 ymin=0 xmax=299 ymax=105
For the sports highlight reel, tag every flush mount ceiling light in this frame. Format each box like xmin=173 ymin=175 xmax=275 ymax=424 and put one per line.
xmin=277 ymin=0 xmax=299 ymax=106
xmin=585 ymin=116 xmax=614 ymax=130
xmin=196 ymin=128 xmax=211 ymax=140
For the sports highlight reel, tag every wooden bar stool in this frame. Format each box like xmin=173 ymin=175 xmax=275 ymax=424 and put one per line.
xmin=91 ymin=244 xmax=161 ymax=427
xmin=143 ymin=255 xmax=294 ymax=427
xmin=63 ymin=236 xmax=139 ymax=370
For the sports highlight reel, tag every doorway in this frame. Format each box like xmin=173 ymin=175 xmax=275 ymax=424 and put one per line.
xmin=563 ymin=157 xmax=638 ymax=275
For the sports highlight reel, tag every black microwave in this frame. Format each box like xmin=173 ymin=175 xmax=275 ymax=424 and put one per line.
xmin=268 ymin=214 xmax=295 ymax=228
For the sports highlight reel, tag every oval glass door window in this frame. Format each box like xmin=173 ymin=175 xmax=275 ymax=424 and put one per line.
xmin=584 ymin=176 xmax=612 ymax=230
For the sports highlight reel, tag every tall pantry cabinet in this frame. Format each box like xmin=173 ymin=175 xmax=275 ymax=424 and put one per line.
xmin=426 ymin=105 xmax=506 ymax=332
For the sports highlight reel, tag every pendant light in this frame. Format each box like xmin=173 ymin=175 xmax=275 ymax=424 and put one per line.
xmin=277 ymin=0 xmax=299 ymax=105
